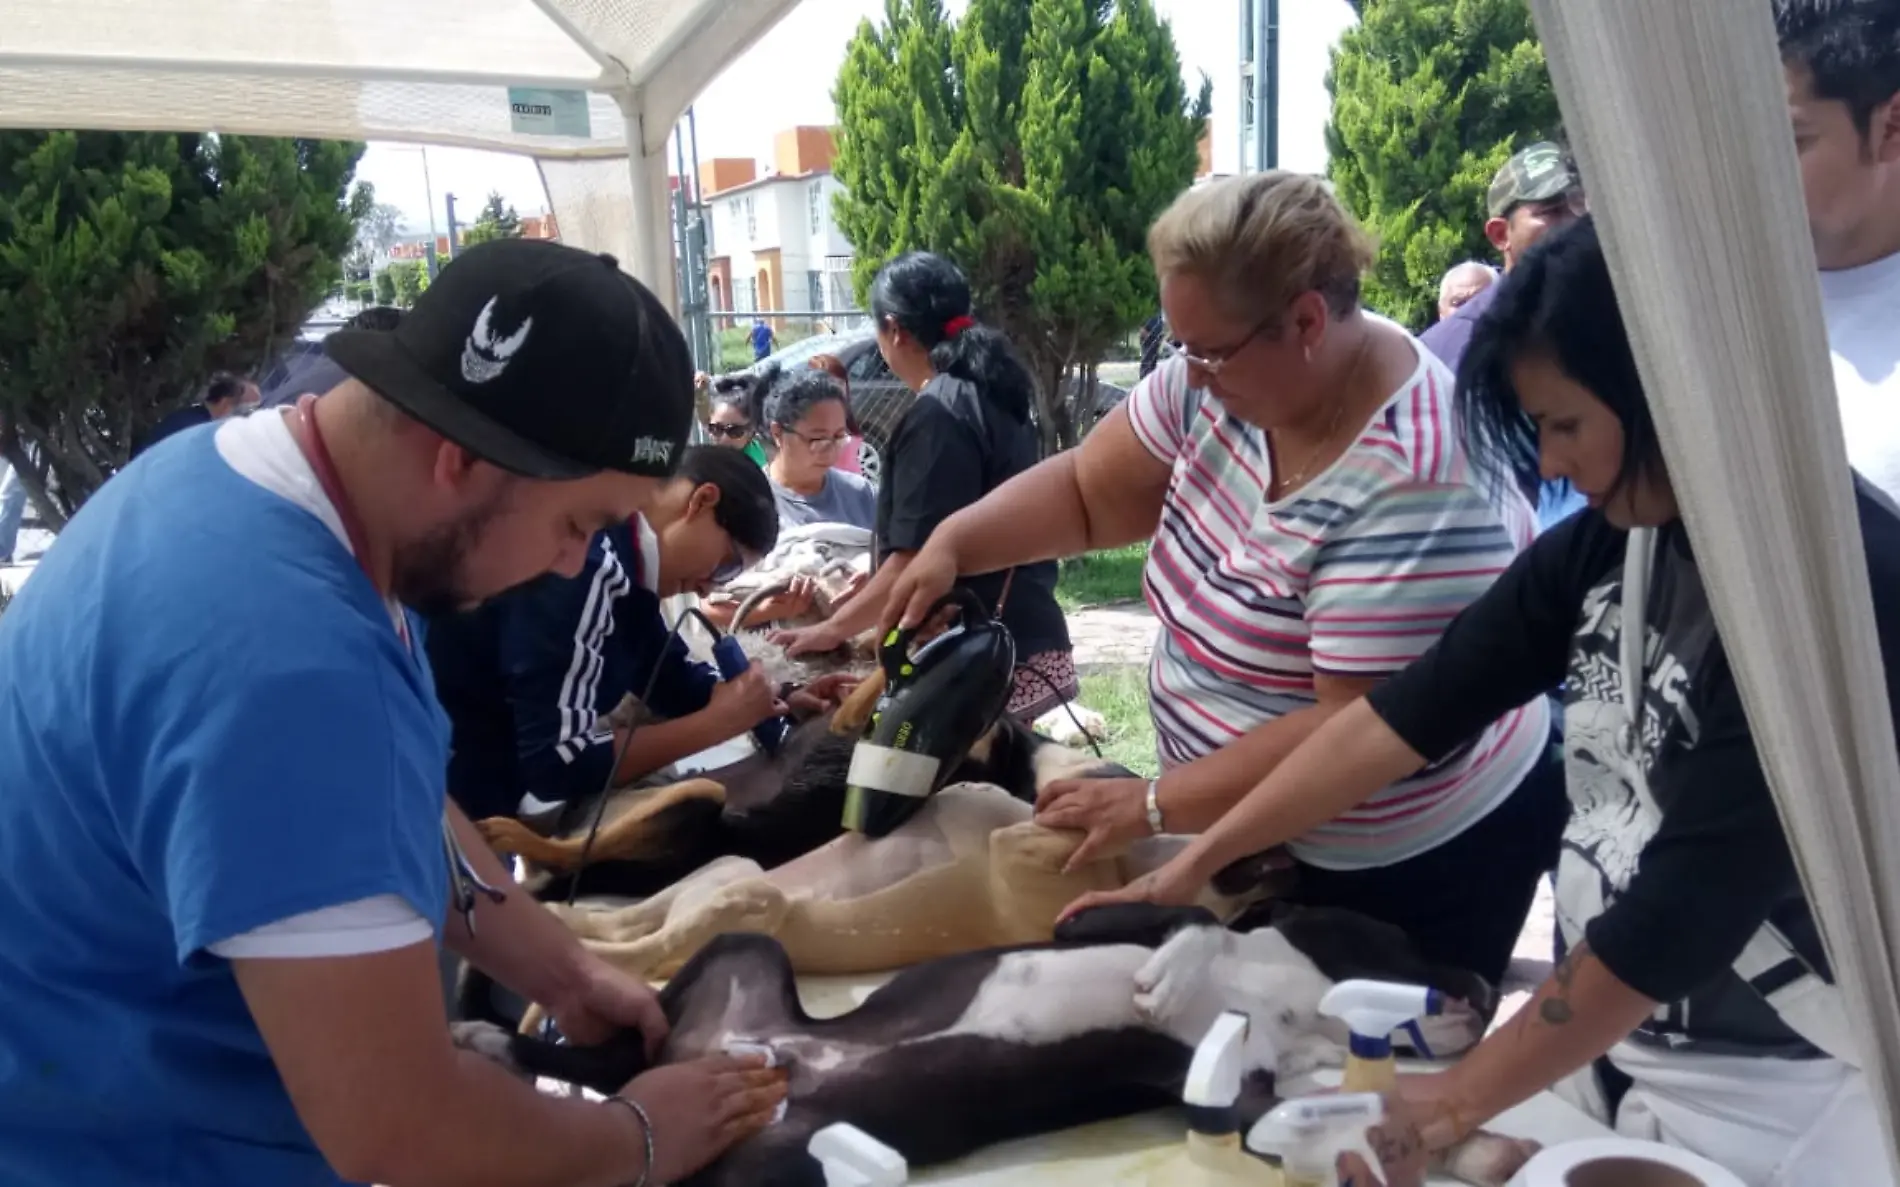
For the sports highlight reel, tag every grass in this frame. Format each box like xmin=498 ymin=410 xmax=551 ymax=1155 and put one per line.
xmin=1075 ymin=665 xmax=1158 ymax=779
xmin=1055 ymin=542 xmax=1148 ymax=612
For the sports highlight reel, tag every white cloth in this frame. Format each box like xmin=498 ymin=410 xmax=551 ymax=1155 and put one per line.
xmin=1554 ymin=1041 xmax=1892 ymax=1187
xmin=1822 ymin=250 xmax=1900 ymax=504
xmin=203 ymin=411 xmax=431 ymax=960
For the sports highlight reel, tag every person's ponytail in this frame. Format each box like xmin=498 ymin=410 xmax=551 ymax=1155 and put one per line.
xmin=871 ymin=251 xmax=1034 ymax=424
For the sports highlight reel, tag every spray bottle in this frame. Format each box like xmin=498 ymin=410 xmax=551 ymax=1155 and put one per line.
xmin=1147 ymin=1011 xmax=1279 ymax=1186
xmin=1317 ymin=980 xmax=1442 ymax=1094
xmin=710 ymin=633 xmax=794 ymax=756
xmin=808 ymin=1122 xmax=908 ymax=1187
xmin=1246 ymin=1094 xmax=1385 ymax=1187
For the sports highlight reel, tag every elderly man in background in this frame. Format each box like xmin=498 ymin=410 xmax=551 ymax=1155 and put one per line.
xmin=1435 ymin=260 xmax=1497 ymax=323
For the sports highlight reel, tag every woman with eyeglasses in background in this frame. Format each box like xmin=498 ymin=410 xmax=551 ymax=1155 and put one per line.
xmin=764 ymin=366 xmax=877 ymax=531
xmin=705 ymin=373 xmax=770 ymax=467
xmin=425 ymin=445 xmax=856 ymax=826
xmin=773 ymin=250 xmax=1078 ymax=722
xmin=878 ymin=174 xmax=1565 ymax=991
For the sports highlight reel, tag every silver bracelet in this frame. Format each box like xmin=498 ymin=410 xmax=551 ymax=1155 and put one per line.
xmin=604 ymin=1095 xmax=655 ymax=1187
xmin=1145 ymin=778 xmax=1165 ymax=835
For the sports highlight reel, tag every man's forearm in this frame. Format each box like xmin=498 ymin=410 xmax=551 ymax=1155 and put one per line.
xmin=380 ymin=1048 xmax=649 ymax=1187
xmin=443 ymin=802 xmax=591 ymax=1012
xmin=1430 ymin=941 xmax=1657 ymax=1146
xmin=611 ymin=710 xmax=740 ymax=786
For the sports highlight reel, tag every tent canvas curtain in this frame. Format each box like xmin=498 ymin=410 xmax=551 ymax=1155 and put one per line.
xmin=0 ymin=0 xmax=803 ymax=309
xmin=1528 ymin=0 xmax=1900 ymax=1173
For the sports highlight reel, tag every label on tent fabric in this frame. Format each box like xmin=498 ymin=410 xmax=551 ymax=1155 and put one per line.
xmin=508 ymin=88 xmax=592 ymax=138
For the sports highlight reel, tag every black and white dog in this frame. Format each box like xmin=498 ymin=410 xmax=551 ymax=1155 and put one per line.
xmin=461 ymin=904 xmax=1530 ymax=1187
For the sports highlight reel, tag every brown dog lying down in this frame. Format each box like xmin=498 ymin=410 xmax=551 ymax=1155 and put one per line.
xmin=541 ymin=780 xmax=1280 ymax=983
xmin=464 ymin=904 xmax=1534 ymax=1187
xmin=474 ymin=684 xmax=1140 ymax=908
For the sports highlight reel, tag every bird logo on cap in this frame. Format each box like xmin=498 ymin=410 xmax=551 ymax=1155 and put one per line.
xmin=461 ymin=297 xmax=533 ymax=384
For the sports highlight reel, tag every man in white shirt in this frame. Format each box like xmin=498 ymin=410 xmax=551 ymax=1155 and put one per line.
xmin=1779 ymin=0 xmax=1900 ymax=500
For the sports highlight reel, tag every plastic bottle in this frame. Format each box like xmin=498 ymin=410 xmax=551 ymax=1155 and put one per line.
xmin=710 ymin=633 xmax=793 ymax=756
xmin=1317 ymin=980 xmax=1442 ymax=1093
xmin=1146 ymin=1011 xmax=1280 ymax=1186
xmin=808 ymin=1122 xmax=908 ymax=1187
xmin=1247 ymin=1094 xmax=1385 ymax=1187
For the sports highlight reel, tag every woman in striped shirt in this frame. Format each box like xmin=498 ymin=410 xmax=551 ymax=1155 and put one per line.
xmin=882 ymin=173 xmax=1564 ymax=985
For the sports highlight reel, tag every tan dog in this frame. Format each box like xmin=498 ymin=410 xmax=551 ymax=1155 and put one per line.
xmin=538 ymin=781 xmax=1264 ymax=983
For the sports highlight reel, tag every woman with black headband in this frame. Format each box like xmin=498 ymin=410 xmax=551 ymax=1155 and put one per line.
xmin=773 ymin=251 xmax=1077 ymax=721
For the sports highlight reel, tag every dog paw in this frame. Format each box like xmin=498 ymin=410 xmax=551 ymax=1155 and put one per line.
xmin=473 ymin=816 xmax=534 ymax=855
xmin=450 ymin=1021 xmax=524 ymax=1078
xmin=1438 ymin=1131 xmax=1541 ymax=1187
xmin=1134 ymin=924 xmax=1231 ymax=1040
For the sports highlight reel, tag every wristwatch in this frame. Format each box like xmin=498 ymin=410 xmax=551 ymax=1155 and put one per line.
xmin=1145 ymin=778 xmax=1166 ymax=835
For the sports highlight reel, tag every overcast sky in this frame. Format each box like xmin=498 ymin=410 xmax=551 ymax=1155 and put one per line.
xmin=356 ymin=0 xmax=1357 ymax=232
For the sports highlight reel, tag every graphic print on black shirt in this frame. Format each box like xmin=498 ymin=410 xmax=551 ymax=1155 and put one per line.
xmin=1556 ymin=532 xmax=1829 ymax=1058
xmin=1364 ymin=486 xmax=1900 ymax=1065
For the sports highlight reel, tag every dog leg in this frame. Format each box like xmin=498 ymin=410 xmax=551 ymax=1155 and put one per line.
xmin=984 ymin=822 xmax=1122 ymax=943
xmin=828 ymin=667 xmax=886 ymax=736
xmin=475 ymin=779 xmax=728 ymax=872
xmin=1436 ymin=1131 xmax=1541 ymax=1187
xmin=585 ymin=877 xmax=794 ymax=980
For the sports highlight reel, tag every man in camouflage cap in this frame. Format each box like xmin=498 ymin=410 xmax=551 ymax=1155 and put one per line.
xmin=1421 ymin=140 xmax=1588 ymax=530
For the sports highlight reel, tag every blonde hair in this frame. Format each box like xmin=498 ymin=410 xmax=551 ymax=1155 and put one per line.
xmin=1147 ymin=172 xmax=1377 ymax=325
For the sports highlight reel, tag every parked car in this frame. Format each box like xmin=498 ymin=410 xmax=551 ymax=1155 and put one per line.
xmin=727 ymin=329 xmax=1128 ymax=485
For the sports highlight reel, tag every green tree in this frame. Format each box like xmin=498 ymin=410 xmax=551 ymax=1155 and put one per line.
xmin=1325 ymin=0 xmax=1560 ymax=329
xmin=373 ymin=266 xmax=398 ymax=305
xmin=0 ymin=132 xmax=368 ymax=522
xmin=389 ymin=259 xmax=426 ymax=307
xmin=461 ymin=190 xmax=522 ymax=249
xmin=833 ymin=0 xmax=1210 ymax=455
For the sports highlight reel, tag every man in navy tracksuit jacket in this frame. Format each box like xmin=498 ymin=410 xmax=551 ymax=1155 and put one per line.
xmin=427 ymin=515 xmax=721 ymax=822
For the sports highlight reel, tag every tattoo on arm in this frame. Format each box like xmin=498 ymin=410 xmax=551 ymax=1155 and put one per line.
xmin=1538 ymin=940 xmax=1590 ymax=1026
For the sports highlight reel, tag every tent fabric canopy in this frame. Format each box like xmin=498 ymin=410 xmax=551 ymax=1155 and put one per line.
xmin=0 ymin=0 xmax=803 ymax=302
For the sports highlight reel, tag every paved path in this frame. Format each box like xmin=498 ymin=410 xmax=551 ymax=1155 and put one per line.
xmin=1067 ymin=601 xmax=1158 ymax=671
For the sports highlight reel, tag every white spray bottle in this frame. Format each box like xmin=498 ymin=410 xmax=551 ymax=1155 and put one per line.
xmin=1247 ymin=1093 xmax=1385 ymax=1187
xmin=1147 ymin=1010 xmax=1279 ymax=1186
xmin=1317 ymin=980 xmax=1441 ymax=1094
xmin=808 ymin=1122 xmax=908 ymax=1187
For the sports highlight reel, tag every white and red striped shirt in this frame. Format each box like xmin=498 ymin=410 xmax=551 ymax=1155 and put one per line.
xmin=1128 ymin=333 xmax=1549 ymax=870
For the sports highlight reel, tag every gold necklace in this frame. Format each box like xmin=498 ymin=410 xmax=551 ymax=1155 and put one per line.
xmin=1270 ymin=337 xmax=1374 ymax=498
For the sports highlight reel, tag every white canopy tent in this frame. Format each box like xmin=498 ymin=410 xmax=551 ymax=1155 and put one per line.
xmin=0 ymin=0 xmax=804 ymax=310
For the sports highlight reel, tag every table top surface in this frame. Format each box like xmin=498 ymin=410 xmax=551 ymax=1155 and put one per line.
xmin=787 ymin=973 xmax=1613 ymax=1186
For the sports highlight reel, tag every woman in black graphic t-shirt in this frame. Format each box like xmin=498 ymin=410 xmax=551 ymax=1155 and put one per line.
xmin=1063 ymin=217 xmax=1900 ymax=1187
xmin=771 ymin=252 xmax=1074 ymax=719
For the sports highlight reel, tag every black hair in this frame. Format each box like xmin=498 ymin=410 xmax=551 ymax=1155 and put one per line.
xmin=1775 ymin=0 xmax=1900 ymax=139
xmin=764 ymin=368 xmax=849 ymax=431
xmin=346 ymin=306 xmax=403 ymax=332
xmin=1455 ymin=215 xmax=1664 ymax=507
xmin=710 ymin=364 xmax=773 ymax=427
xmin=204 ymin=372 xmax=249 ymax=405
xmin=671 ymin=443 xmax=778 ymax=556
xmin=869 ymin=251 xmax=1033 ymax=423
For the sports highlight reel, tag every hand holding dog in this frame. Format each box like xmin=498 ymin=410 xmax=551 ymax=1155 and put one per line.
xmin=618 ymin=1052 xmax=790 ymax=1184
xmin=1034 ymin=777 xmax=1151 ymax=872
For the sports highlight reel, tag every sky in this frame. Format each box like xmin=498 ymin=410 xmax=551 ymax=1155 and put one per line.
xmin=355 ymin=0 xmax=1358 ymax=234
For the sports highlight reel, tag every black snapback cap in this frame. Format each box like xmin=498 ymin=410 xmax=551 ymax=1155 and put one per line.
xmin=325 ymin=238 xmax=693 ymax=480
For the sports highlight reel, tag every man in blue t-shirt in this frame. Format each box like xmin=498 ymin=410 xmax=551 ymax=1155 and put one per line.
xmin=749 ymin=316 xmax=776 ymax=360
xmin=0 ymin=238 xmax=785 ymax=1187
